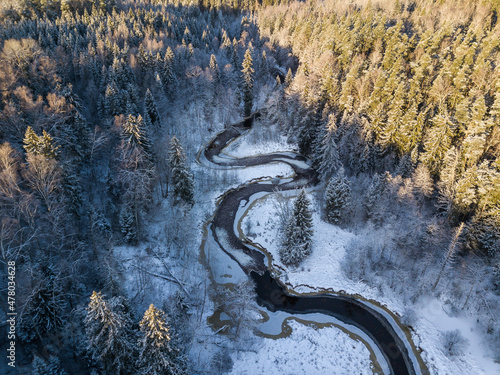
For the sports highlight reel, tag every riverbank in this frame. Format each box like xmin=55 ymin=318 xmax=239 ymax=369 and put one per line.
xmin=241 ymin=192 xmax=499 ymax=375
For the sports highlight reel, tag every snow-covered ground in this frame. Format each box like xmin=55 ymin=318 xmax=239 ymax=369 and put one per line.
xmin=229 ymin=319 xmax=375 ymax=375
xmin=223 ymin=127 xmax=297 ymax=157
xmin=240 ymin=193 xmax=500 ymax=375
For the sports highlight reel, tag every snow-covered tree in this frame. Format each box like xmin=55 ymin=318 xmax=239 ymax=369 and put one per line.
xmin=137 ymin=304 xmax=187 ymax=375
xmin=32 ymin=355 xmax=68 ymax=375
xmin=168 ymin=136 xmax=194 ymax=205
xmin=144 ymin=89 xmax=160 ymax=127
xmin=120 ymin=205 xmax=137 ymax=245
xmin=122 ymin=114 xmax=152 ymax=156
xmin=84 ymin=291 xmax=136 ymax=374
xmin=318 ymin=116 xmax=341 ymax=180
xmin=241 ymin=47 xmax=254 ymax=117
xmin=324 ymin=168 xmax=351 ymax=225
xmin=280 ymin=189 xmax=314 ymax=266
xmin=21 ymin=263 xmax=66 ymax=341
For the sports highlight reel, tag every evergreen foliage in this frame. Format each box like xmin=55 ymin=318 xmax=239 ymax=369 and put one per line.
xmin=279 ymin=189 xmax=313 ymax=266
xmin=84 ymin=291 xmax=136 ymax=374
xmin=168 ymin=136 xmax=194 ymax=205
xmin=324 ymin=168 xmax=351 ymax=225
xmin=120 ymin=205 xmax=137 ymax=245
xmin=144 ymin=88 xmax=160 ymax=127
xmin=241 ymin=47 xmax=254 ymax=117
xmin=32 ymin=355 xmax=68 ymax=375
xmin=137 ymin=304 xmax=187 ymax=375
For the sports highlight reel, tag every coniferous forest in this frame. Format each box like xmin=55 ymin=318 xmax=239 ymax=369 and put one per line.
xmin=0 ymin=0 xmax=499 ymax=374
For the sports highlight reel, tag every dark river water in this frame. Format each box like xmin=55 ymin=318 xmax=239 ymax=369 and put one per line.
xmin=202 ymin=113 xmax=427 ymax=375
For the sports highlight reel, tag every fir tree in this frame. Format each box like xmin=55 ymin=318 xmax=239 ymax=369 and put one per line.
xmin=284 ymin=68 xmax=293 ymax=88
xmin=318 ymin=117 xmax=341 ymax=180
xmin=32 ymin=355 xmax=68 ymax=375
xmin=24 ymin=126 xmax=39 ymax=154
xmin=241 ymin=47 xmax=254 ymax=117
xmin=280 ymin=189 xmax=314 ymax=266
xmin=23 ymin=263 xmax=66 ymax=339
xmin=120 ymin=205 xmax=137 ymax=245
xmin=364 ymin=172 xmax=390 ymax=225
xmin=324 ymin=168 xmax=351 ymax=225
xmin=85 ymin=292 xmax=136 ymax=374
xmin=144 ymin=88 xmax=160 ymax=126
xmin=168 ymin=136 xmax=194 ymax=205
xmin=161 ymin=47 xmax=176 ymax=97
xmin=137 ymin=304 xmax=187 ymax=375
xmin=209 ymin=54 xmax=220 ymax=85
xmin=122 ymin=114 xmax=152 ymax=156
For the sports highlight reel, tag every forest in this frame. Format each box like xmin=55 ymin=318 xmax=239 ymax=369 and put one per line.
xmin=0 ymin=0 xmax=499 ymax=374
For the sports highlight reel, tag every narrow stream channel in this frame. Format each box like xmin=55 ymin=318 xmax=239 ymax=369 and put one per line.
xmin=199 ymin=113 xmax=428 ymax=375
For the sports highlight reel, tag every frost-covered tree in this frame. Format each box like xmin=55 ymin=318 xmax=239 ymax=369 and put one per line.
xmin=32 ymin=355 xmax=68 ymax=375
xmin=120 ymin=204 xmax=137 ymax=245
xmin=364 ymin=172 xmax=390 ymax=225
xmin=122 ymin=114 xmax=152 ymax=156
xmin=21 ymin=263 xmax=66 ymax=342
xmin=318 ymin=116 xmax=341 ymax=180
xmin=280 ymin=189 xmax=314 ymax=266
xmin=137 ymin=304 xmax=187 ymax=375
xmin=324 ymin=168 xmax=351 ymax=225
xmin=241 ymin=47 xmax=254 ymax=117
xmin=168 ymin=136 xmax=194 ymax=205
xmin=23 ymin=127 xmax=59 ymax=159
xmin=84 ymin=292 xmax=136 ymax=375
xmin=144 ymin=89 xmax=160 ymax=127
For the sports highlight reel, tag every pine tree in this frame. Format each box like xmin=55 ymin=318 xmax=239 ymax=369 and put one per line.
xmin=280 ymin=189 xmax=314 ymax=266
xmin=324 ymin=168 xmax=351 ymax=225
xmin=144 ymin=88 xmax=160 ymax=126
xmin=168 ymin=136 xmax=194 ymax=205
xmin=241 ymin=47 xmax=254 ymax=117
xmin=137 ymin=304 xmax=187 ymax=375
xmin=85 ymin=292 xmax=136 ymax=374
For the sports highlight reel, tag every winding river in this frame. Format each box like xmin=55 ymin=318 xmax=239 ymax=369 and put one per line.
xmin=198 ymin=113 xmax=428 ymax=375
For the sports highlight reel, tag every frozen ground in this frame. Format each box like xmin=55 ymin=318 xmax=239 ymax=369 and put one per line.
xmin=241 ymin=193 xmax=500 ymax=375
xmin=223 ymin=126 xmax=297 ymax=157
xmin=229 ymin=319 xmax=374 ymax=375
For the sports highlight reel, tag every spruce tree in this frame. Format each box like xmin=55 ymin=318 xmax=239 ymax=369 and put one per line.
xmin=84 ymin=292 xmax=136 ymax=374
xmin=144 ymin=89 xmax=160 ymax=126
xmin=32 ymin=355 xmax=68 ymax=375
xmin=122 ymin=114 xmax=152 ymax=156
xmin=22 ymin=264 xmax=66 ymax=339
xmin=137 ymin=304 xmax=187 ymax=375
xmin=318 ymin=118 xmax=341 ymax=180
xmin=280 ymin=189 xmax=314 ymax=266
xmin=168 ymin=136 xmax=194 ymax=205
xmin=209 ymin=54 xmax=220 ymax=85
xmin=284 ymin=68 xmax=293 ymax=88
xmin=120 ymin=205 xmax=137 ymax=245
xmin=24 ymin=126 xmax=39 ymax=154
xmin=161 ymin=47 xmax=176 ymax=97
xmin=241 ymin=47 xmax=254 ymax=117
xmin=324 ymin=168 xmax=351 ymax=225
